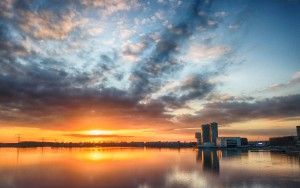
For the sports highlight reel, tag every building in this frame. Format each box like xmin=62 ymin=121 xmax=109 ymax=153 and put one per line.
xmin=248 ymin=141 xmax=269 ymax=147
xmin=195 ymin=132 xmax=202 ymax=146
xmin=297 ymin=126 xmax=300 ymax=140
xmin=217 ymin=137 xmax=242 ymax=148
xmin=197 ymin=122 xmax=219 ymax=147
xmin=210 ymin=122 xmax=218 ymax=144
xmin=269 ymin=126 xmax=300 ymax=146
xmin=201 ymin=124 xmax=211 ymax=144
xmin=297 ymin=126 xmax=300 ymax=146
xmin=241 ymin=137 xmax=248 ymax=146
xmin=269 ymin=136 xmax=297 ymax=146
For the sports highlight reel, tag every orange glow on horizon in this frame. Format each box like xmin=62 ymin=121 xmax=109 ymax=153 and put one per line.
xmin=0 ymin=117 xmax=298 ymax=143
xmin=83 ymin=130 xmax=113 ymax=136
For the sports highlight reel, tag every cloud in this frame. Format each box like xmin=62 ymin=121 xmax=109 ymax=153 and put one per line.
xmin=18 ymin=10 xmax=88 ymax=40
xmin=263 ymin=71 xmax=300 ymax=92
xmin=80 ymin=0 xmax=139 ymax=16
xmin=130 ymin=0 xmax=217 ymax=101
xmin=86 ymin=27 xmax=103 ymax=36
xmin=214 ymin=11 xmax=227 ymax=18
xmin=0 ymin=0 xmax=14 ymax=18
xmin=122 ymin=41 xmax=148 ymax=62
xmin=0 ymin=54 xmax=173 ymax=125
xmin=0 ymin=0 xmax=188 ymax=126
xmin=123 ymin=42 xmax=147 ymax=55
xmin=0 ymin=23 xmax=29 ymax=64
xmin=157 ymin=74 xmax=215 ymax=108
xmin=220 ymin=128 xmax=296 ymax=136
xmin=119 ymin=28 xmax=136 ymax=40
xmin=0 ymin=0 xmax=262 ymax=132
xmin=183 ymin=44 xmax=230 ymax=63
xmin=179 ymin=94 xmax=300 ymax=125
xmin=205 ymin=93 xmax=255 ymax=103
xmin=155 ymin=11 xmax=164 ymax=20
xmin=0 ymin=0 xmax=241 ymax=128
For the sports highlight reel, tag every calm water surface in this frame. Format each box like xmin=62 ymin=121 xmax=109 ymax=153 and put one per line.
xmin=0 ymin=147 xmax=299 ymax=188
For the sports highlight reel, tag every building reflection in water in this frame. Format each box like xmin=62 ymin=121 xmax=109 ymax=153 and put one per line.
xmin=196 ymin=149 xmax=247 ymax=174
xmin=196 ymin=149 xmax=220 ymax=174
xmin=220 ymin=149 xmax=245 ymax=158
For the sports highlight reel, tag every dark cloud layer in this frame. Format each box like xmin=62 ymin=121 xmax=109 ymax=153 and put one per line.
xmin=0 ymin=54 xmax=171 ymax=125
xmin=220 ymin=128 xmax=296 ymax=136
xmin=0 ymin=0 xmax=298 ymax=130
xmin=0 ymin=0 xmax=219 ymax=125
xmin=130 ymin=0 xmax=217 ymax=107
xmin=180 ymin=94 xmax=300 ymax=125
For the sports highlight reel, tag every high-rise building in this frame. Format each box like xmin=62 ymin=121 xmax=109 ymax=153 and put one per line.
xmin=201 ymin=124 xmax=211 ymax=144
xmin=195 ymin=132 xmax=202 ymax=146
xmin=210 ymin=122 xmax=218 ymax=144
xmin=297 ymin=126 xmax=300 ymax=141
xmin=198 ymin=122 xmax=219 ymax=147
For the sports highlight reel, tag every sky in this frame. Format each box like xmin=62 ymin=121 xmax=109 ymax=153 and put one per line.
xmin=0 ymin=0 xmax=299 ymax=142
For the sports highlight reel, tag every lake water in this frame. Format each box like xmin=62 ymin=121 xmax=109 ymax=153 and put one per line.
xmin=0 ymin=147 xmax=299 ymax=188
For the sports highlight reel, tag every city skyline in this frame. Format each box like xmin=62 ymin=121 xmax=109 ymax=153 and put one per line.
xmin=0 ymin=0 xmax=300 ymax=142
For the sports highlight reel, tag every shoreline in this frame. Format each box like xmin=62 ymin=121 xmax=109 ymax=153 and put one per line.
xmin=0 ymin=143 xmax=299 ymax=155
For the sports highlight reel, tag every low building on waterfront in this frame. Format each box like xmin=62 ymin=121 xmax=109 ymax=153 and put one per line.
xmin=297 ymin=126 xmax=300 ymax=146
xmin=241 ymin=137 xmax=248 ymax=146
xmin=248 ymin=141 xmax=269 ymax=147
xmin=269 ymin=136 xmax=297 ymax=146
xmin=269 ymin=126 xmax=300 ymax=146
xmin=217 ymin=137 xmax=242 ymax=148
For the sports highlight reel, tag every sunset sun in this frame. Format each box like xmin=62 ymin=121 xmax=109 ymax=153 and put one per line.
xmin=84 ymin=130 xmax=113 ymax=136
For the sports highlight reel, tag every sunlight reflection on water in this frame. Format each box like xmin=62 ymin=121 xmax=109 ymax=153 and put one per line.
xmin=0 ymin=147 xmax=299 ymax=188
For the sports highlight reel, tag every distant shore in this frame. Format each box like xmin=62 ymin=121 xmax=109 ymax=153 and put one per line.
xmin=0 ymin=141 xmax=195 ymax=148
xmin=0 ymin=141 xmax=299 ymax=156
